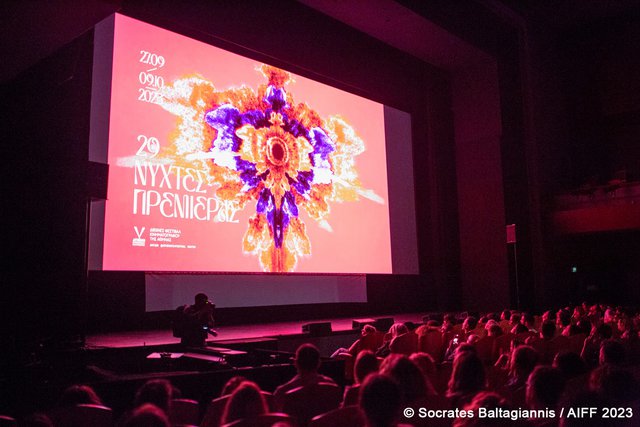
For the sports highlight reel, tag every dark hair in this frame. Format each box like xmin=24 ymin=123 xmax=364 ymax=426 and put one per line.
xmin=590 ymin=366 xmax=640 ymax=404
xmin=522 ymin=313 xmax=535 ymax=326
xmin=295 ymin=343 xmax=321 ymax=373
xmin=596 ymin=323 xmax=613 ymax=339
xmin=465 ymin=316 xmax=478 ymax=330
xmin=354 ymin=350 xmax=379 ymax=384
xmin=221 ymin=381 xmax=268 ymax=425
xmin=488 ymin=324 xmax=503 ymax=337
xmin=599 ymin=339 xmax=626 ymax=366
xmin=558 ymin=310 xmax=572 ymax=327
xmin=195 ymin=293 xmax=209 ymax=305
xmin=541 ymin=321 xmax=556 ymax=339
xmin=58 ymin=384 xmax=103 ymax=407
xmin=134 ymin=379 xmax=174 ymax=412
xmin=553 ymin=351 xmax=587 ymax=379
xmin=448 ymin=351 xmax=485 ymax=397
xmin=512 ymin=323 xmax=528 ymax=335
xmin=380 ymin=355 xmax=427 ymax=404
xmin=527 ymin=366 xmax=565 ymax=408
xmin=359 ymin=374 xmax=401 ymax=427
xmin=123 ymin=403 xmax=169 ymax=427
xmin=510 ymin=345 xmax=539 ymax=380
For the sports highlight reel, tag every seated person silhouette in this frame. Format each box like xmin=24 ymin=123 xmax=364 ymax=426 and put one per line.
xmin=173 ymin=293 xmax=216 ymax=347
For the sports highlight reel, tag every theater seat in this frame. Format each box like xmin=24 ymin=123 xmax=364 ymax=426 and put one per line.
xmin=282 ymin=382 xmax=342 ymax=426
xmin=309 ymin=405 xmax=365 ymax=427
xmin=390 ymin=331 xmax=418 ymax=355
xmin=50 ymin=404 xmax=112 ymax=427
xmin=418 ymin=329 xmax=444 ymax=362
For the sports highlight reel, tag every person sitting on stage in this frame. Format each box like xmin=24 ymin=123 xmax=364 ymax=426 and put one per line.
xmin=174 ymin=292 xmax=216 ymax=347
xmin=274 ymin=343 xmax=336 ymax=407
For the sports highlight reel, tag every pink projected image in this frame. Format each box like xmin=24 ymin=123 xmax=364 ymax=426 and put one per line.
xmin=101 ymin=14 xmax=391 ymax=273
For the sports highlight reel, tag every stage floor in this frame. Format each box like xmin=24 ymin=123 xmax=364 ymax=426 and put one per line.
xmin=86 ymin=312 xmax=425 ymax=349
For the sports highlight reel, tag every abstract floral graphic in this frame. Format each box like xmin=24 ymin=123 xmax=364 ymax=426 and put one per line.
xmin=158 ymin=65 xmax=383 ymax=272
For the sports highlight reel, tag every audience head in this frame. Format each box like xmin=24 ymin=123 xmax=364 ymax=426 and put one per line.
xmin=590 ymin=365 xmax=640 ymax=404
xmin=542 ymin=310 xmax=555 ymax=323
xmin=541 ymin=320 xmax=556 ymax=339
xmin=380 ymin=355 xmax=427 ymax=404
xmin=553 ymin=351 xmax=587 ymax=379
xmin=511 ymin=322 xmax=528 ymax=335
xmin=404 ymin=321 xmax=417 ymax=332
xmin=221 ymin=381 xmax=268 ymax=425
xmin=509 ymin=345 xmax=539 ymax=381
xmin=462 ymin=316 xmax=478 ymax=332
xmin=595 ymin=323 xmax=613 ymax=340
xmin=500 ymin=310 xmax=511 ymax=321
xmin=58 ymin=384 xmax=103 ymax=407
xmin=354 ymin=350 xmax=379 ymax=384
xmin=388 ymin=323 xmax=408 ymax=338
xmin=220 ymin=375 xmax=248 ymax=396
xmin=488 ymin=323 xmax=503 ymax=337
xmin=123 ymin=403 xmax=170 ymax=427
xmin=577 ymin=319 xmax=592 ymax=335
xmin=454 ymin=392 xmax=510 ymax=427
xmin=448 ymin=351 xmax=485 ymax=399
xmin=521 ymin=313 xmax=535 ymax=328
xmin=294 ymin=343 xmax=321 ymax=374
xmin=362 ymin=324 xmax=377 ymax=336
xmin=557 ymin=309 xmax=572 ymax=328
xmin=134 ymin=379 xmax=174 ymax=413
xmin=599 ymin=339 xmax=626 ymax=366
xmin=359 ymin=374 xmax=401 ymax=427
xmin=509 ymin=313 xmax=521 ymax=325
xmin=409 ymin=352 xmax=436 ymax=377
xmin=563 ymin=324 xmax=581 ymax=337
xmin=526 ymin=366 xmax=565 ymax=410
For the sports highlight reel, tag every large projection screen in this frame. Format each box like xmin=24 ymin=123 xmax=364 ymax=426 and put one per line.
xmin=89 ymin=14 xmax=418 ymax=308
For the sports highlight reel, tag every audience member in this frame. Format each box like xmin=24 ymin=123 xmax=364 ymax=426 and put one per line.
xmin=598 ymin=339 xmax=626 ymax=366
xmin=123 ymin=403 xmax=170 ymax=427
xmin=58 ymin=384 xmax=103 ymax=407
xmin=380 ymin=355 xmax=429 ymax=406
xmin=343 ymin=350 xmax=379 ymax=406
xmin=134 ymin=379 xmax=174 ymax=414
xmin=409 ymin=352 xmax=439 ymax=396
xmin=552 ymin=351 xmax=587 ymax=380
xmin=359 ymin=374 xmax=402 ymax=427
xmin=274 ymin=343 xmax=335 ymax=405
xmin=526 ymin=366 xmax=565 ymax=427
xmin=447 ymin=351 xmax=485 ymax=408
xmin=221 ymin=381 xmax=268 ymax=425
xmin=376 ymin=323 xmax=408 ymax=357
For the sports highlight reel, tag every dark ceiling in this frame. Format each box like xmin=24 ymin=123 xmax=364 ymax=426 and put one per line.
xmin=1 ymin=0 xmax=638 ymax=84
